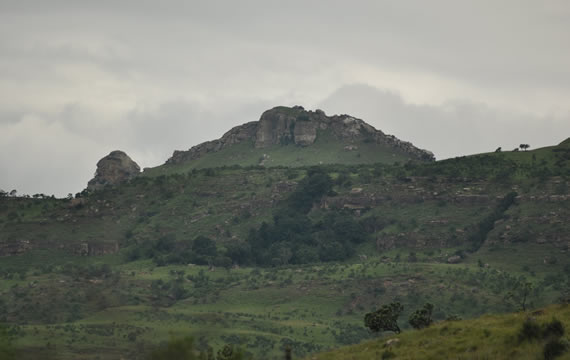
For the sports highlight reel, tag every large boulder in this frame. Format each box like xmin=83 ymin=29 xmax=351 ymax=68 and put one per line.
xmin=255 ymin=107 xmax=298 ymax=148
xmin=87 ymin=150 xmax=140 ymax=191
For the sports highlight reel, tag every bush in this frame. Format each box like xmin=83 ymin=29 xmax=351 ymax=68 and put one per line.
xmin=543 ymin=338 xmax=567 ymax=360
xmin=543 ymin=318 xmax=565 ymax=339
xmin=518 ymin=318 xmax=541 ymax=342
xmin=364 ymin=302 xmax=404 ymax=334
xmin=409 ymin=303 xmax=434 ymax=330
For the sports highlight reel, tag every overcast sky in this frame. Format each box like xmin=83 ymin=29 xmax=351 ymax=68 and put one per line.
xmin=1 ymin=1 xmax=569 ymax=197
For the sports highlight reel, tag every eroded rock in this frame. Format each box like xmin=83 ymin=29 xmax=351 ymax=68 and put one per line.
xmin=87 ymin=150 xmax=140 ymax=191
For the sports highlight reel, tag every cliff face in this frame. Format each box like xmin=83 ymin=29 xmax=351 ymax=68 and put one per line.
xmin=167 ymin=106 xmax=435 ymax=165
xmin=87 ymin=150 xmax=140 ymax=191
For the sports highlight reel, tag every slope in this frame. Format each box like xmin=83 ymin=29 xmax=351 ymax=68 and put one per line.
xmin=144 ymin=106 xmax=435 ymax=177
xmin=310 ymin=303 xmax=570 ymax=360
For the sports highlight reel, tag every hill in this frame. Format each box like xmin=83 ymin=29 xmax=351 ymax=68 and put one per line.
xmin=0 ymin=110 xmax=568 ymax=359
xmin=145 ymin=106 xmax=434 ymax=177
xmin=309 ymin=303 xmax=570 ymax=360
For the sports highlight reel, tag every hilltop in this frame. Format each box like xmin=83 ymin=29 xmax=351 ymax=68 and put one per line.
xmin=146 ymin=106 xmax=434 ymax=176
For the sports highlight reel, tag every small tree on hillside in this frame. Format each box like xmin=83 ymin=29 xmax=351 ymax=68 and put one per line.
xmin=364 ymin=302 xmax=404 ymax=334
xmin=409 ymin=303 xmax=434 ymax=329
xmin=519 ymin=144 xmax=530 ymax=151
xmin=505 ymin=281 xmax=534 ymax=311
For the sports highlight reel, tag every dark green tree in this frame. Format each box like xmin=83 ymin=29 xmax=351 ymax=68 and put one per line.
xmin=216 ymin=344 xmax=247 ymax=359
xmin=364 ymin=302 xmax=404 ymax=334
xmin=193 ymin=236 xmax=217 ymax=257
xmin=408 ymin=303 xmax=434 ymax=329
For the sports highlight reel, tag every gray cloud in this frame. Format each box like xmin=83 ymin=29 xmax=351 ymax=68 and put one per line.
xmin=319 ymin=84 xmax=569 ymax=159
xmin=0 ymin=1 xmax=569 ymax=196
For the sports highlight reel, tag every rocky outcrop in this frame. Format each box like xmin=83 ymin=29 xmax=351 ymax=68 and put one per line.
xmin=167 ymin=106 xmax=435 ymax=164
xmin=87 ymin=151 xmax=140 ymax=191
xmin=168 ymin=122 xmax=258 ymax=164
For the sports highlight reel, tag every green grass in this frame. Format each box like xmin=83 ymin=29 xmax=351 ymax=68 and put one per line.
xmin=144 ymin=130 xmax=414 ymax=177
xmin=3 ymin=251 xmax=567 ymax=359
xmin=310 ymin=303 xmax=570 ymax=360
xmin=0 ymin=138 xmax=568 ymax=359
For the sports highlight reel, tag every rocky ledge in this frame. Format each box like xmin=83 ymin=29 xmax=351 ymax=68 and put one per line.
xmin=167 ymin=106 xmax=435 ymax=165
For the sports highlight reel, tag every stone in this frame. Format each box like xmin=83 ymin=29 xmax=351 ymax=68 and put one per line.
xmin=87 ymin=151 xmax=140 ymax=191
xmin=385 ymin=338 xmax=400 ymax=346
xmin=447 ymin=255 xmax=462 ymax=264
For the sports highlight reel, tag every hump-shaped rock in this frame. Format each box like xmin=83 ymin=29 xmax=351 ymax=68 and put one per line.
xmin=166 ymin=106 xmax=435 ymax=165
xmin=87 ymin=150 xmax=140 ymax=191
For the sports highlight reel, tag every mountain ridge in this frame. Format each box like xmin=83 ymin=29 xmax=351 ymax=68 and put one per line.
xmin=165 ymin=106 xmax=435 ymax=166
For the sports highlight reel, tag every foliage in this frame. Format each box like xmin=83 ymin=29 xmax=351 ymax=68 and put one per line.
xmin=0 ymin=324 xmax=16 ymax=360
xmin=149 ymin=336 xmax=199 ymax=360
xmin=468 ymin=191 xmax=517 ymax=251
xmin=364 ymin=302 xmax=404 ymax=334
xmin=216 ymin=344 xmax=248 ymax=360
xmin=408 ymin=303 xmax=434 ymax=330
xmin=312 ymin=304 xmax=570 ymax=360
xmin=543 ymin=338 xmax=567 ymax=360
xmin=505 ymin=281 xmax=534 ymax=311
xmin=245 ymin=169 xmax=365 ymax=266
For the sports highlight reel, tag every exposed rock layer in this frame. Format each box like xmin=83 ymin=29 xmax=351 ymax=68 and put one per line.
xmin=87 ymin=150 xmax=140 ymax=191
xmin=167 ymin=106 xmax=435 ymax=164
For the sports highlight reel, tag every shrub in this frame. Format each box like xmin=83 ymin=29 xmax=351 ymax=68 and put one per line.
xmin=543 ymin=338 xmax=567 ymax=360
xmin=364 ymin=302 xmax=404 ymax=334
xmin=543 ymin=318 xmax=565 ymax=339
xmin=518 ymin=318 xmax=541 ymax=342
xmin=408 ymin=303 xmax=434 ymax=330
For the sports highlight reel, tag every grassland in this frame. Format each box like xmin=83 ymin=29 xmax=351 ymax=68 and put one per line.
xmin=0 ymin=140 xmax=568 ymax=359
xmin=144 ymin=129 xmax=414 ymax=178
xmin=310 ymin=303 xmax=570 ymax=360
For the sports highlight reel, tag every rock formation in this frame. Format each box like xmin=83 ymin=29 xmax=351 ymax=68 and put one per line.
xmin=167 ymin=106 xmax=435 ymax=164
xmin=87 ymin=150 xmax=140 ymax=191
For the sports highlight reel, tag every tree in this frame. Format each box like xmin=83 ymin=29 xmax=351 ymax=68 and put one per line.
xmin=408 ymin=303 xmax=434 ymax=329
xmin=192 ymin=236 xmax=217 ymax=257
xmin=506 ymin=281 xmax=533 ymax=311
xmin=495 ymin=147 xmax=502 ymax=152
xmin=519 ymin=144 xmax=530 ymax=151
xmin=216 ymin=344 xmax=247 ymax=360
xmin=364 ymin=302 xmax=404 ymax=334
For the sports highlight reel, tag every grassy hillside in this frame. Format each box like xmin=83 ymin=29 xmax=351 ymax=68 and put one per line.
xmin=144 ymin=129 xmax=415 ymax=178
xmin=0 ymin=140 xmax=568 ymax=359
xmin=310 ymin=303 xmax=570 ymax=360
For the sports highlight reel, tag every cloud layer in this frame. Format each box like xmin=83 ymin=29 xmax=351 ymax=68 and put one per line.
xmin=1 ymin=1 xmax=569 ymax=196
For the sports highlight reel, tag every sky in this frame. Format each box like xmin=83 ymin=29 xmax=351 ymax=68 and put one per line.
xmin=1 ymin=0 xmax=569 ymax=197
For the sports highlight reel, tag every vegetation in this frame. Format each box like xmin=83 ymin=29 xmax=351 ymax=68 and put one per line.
xmin=0 ymin=138 xmax=568 ymax=358
xmin=311 ymin=304 xmax=570 ymax=360
xmin=408 ymin=303 xmax=434 ymax=330
xmin=364 ymin=302 xmax=404 ymax=334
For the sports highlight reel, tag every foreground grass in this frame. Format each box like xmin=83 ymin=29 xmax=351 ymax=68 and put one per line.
xmin=310 ymin=304 xmax=570 ymax=360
